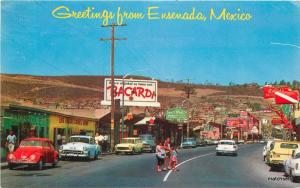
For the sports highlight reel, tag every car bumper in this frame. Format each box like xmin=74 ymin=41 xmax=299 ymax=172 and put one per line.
xmin=216 ymin=150 xmax=237 ymax=154
xmin=115 ymin=149 xmax=133 ymax=153
xmin=7 ymin=159 xmax=37 ymax=165
xmin=60 ymin=152 xmax=88 ymax=157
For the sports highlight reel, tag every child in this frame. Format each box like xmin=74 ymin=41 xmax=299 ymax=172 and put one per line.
xmin=170 ymin=147 xmax=178 ymax=171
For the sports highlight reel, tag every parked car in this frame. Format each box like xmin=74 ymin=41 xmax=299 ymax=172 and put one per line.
xmin=237 ymin=140 xmax=245 ymax=144
xmin=266 ymin=141 xmax=300 ymax=170
xmin=7 ymin=138 xmax=59 ymax=170
xmin=216 ymin=140 xmax=238 ymax=156
xmin=115 ymin=137 xmax=143 ymax=155
xmin=211 ymin=139 xmax=219 ymax=145
xmin=263 ymin=140 xmax=274 ymax=162
xmin=139 ymin=134 xmax=155 ymax=153
xmin=196 ymin=138 xmax=207 ymax=147
xmin=59 ymin=135 xmax=100 ymax=160
xmin=181 ymin=138 xmax=197 ymax=148
xmin=284 ymin=149 xmax=300 ymax=182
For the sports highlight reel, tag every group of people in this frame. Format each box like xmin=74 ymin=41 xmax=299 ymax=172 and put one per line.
xmin=155 ymin=137 xmax=178 ymax=172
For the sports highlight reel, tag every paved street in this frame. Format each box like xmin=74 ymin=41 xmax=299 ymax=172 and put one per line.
xmin=1 ymin=144 xmax=298 ymax=188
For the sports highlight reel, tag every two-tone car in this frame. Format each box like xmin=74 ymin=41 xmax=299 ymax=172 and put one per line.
xmin=115 ymin=137 xmax=143 ymax=155
xmin=216 ymin=140 xmax=238 ymax=156
xmin=7 ymin=138 xmax=59 ymax=170
xmin=59 ymin=135 xmax=100 ymax=160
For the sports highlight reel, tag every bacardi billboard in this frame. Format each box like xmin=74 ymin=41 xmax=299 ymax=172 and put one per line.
xmin=101 ymin=78 xmax=160 ymax=107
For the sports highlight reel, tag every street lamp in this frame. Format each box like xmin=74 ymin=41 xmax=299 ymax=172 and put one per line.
xmin=121 ymin=70 xmax=147 ymax=141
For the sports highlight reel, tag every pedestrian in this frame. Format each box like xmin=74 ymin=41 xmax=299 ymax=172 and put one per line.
xmin=103 ymin=134 xmax=109 ymax=152
xmin=95 ymin=132 xmax=104 ymax=146
xmin=155 ymin=141 xmax=165 ymax=172
xmin=6 ymin=130 xmax=17 ymax=153
xmin=170 ymin=146 xmax=178 ymax=171
xmin=163 ymin=137 xmax=171 ymax=170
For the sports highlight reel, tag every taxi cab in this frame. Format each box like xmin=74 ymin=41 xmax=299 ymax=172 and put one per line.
xmin=266 ymin=140 xmax=300 ymax=170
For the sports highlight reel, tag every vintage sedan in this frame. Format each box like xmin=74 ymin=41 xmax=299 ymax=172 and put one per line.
xmin=181 ymin=138 xmax=197 ymax=148
xmin=140 ymin=134 xmax=155 ymax=153
xmin=284 ymin=149 xmax=300 ymax=182
xmin=115 ymin=137 xmax=143 ymax=155
xmin=6 ymin=138 xmax=59 ymax=170
xmin=216 ymin=140 xmax=238 ymax=156
xmin=59 ymin=135 xmax=100 ymax=160
xmin=266 ymin=141 xmax=300 ymax=170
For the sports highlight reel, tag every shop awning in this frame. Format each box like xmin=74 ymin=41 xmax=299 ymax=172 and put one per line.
xmin=135 ymin=117 xmax=156 ymax=125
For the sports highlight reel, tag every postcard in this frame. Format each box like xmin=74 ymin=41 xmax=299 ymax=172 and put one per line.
xmin=1 ymin=0 xmax=300 ymax=188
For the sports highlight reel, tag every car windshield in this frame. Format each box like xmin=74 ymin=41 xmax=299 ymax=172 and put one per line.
xmin=20 ymin=140 xmax=42 ymax=147
xmin=280 ymin=143 xmax=298 ymax=149
xmin=140 ymin=135 xmax=152 ymax=140
xmin=70 ymin=137 xmax=90 ymax=143
xmin=184 ymin=138 xmax=195 ymax=142
xmin=122 ymin=139 xmax=135 ymax=144
xmin=220 ymin=141 xmax=234 ymax=145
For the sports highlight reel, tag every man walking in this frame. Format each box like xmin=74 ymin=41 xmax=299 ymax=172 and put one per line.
xmin=6 ymin=130 xmax=17 ymax=153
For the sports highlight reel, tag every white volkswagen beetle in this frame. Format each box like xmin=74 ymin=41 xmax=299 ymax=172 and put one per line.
xmin=284 ymin=149 xmax=300 ymax=182
xmin=59 ymin=135 xmax=101 ymax=160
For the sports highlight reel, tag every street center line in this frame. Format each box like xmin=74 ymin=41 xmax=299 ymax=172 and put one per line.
xmin=163 ymin=152 xmax=215 ymax=182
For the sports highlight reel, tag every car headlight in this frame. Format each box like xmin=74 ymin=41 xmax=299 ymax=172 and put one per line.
xmin=29 ymin=154 xmax=36 ymax=160
xmin=83 ymin=147 xmax=88 ymax=151
xmin=8 ymin=154 xmax=15 ymax=160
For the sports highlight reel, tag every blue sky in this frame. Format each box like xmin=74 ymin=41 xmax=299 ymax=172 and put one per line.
xmin=1 ymin=1 xmax=300 ymax=85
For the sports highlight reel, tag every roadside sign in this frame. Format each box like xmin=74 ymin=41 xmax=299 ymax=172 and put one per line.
xmin=165 ymin=107 xmax=188 ymax=123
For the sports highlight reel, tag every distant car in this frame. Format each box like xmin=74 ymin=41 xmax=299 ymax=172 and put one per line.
xmin=284 ymin=149 xmax=300 ymax=182
xmin=211 ymin=139 xmax=219 ymax=145
xmin=237 ymin=140 xmax=245 ymax=144
xmin=266 ymin=141 xmax=300 ymax=170
xmin=139 ymin=134 xmax=155 ymax=153
xmin=216 ymin=140 xmax=238 ymax=156
xmin=263 ymin=140 xmax=274 ymax=162
xmin=181 ymin=138 xmax=197 ymax=148
xmin=115 ymin=137 xmax=143 ymax=155
xmin=59 ymin=135 xmax=100 ymax=160
xmin=196 ymin=138 xmax=207 ymax=147
xmin=7 ymin=138 xmax=59 ymax=170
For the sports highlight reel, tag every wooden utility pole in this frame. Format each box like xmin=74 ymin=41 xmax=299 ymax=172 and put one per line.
xmin=100 ymin=23 xmax=126 ymax=150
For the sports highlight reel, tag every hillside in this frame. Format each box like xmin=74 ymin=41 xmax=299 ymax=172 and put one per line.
xmin=1 ymin=74 xmax=267 ymax=122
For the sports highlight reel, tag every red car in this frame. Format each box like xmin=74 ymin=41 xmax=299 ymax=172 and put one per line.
xmin=6 ymin=138 xmax=59 ymax=170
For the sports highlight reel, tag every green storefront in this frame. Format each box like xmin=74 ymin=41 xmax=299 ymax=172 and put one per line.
xmin=1 ymin=105 xmax=50 ymax=161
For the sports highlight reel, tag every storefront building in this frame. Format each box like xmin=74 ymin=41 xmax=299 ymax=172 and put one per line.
xmin=1 ymin=105 xmax=49 ymax=161
xmin=48 ymin=113 xmax=97 ymax=148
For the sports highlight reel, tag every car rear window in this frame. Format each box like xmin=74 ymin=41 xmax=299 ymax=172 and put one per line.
xmin=280 ymin=143 xmax=298 ymax=149
xmin=220 ymin=142 xmax=234 ymax=145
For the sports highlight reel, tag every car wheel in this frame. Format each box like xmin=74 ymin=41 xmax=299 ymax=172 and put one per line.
xmin=290 ymin=170 xmax=297 ymax=182
xmin=234 ymin=153 xmax=238 ymax=157
xmin=132 ymin=148 xmax=136 ymax=155
xmin=37 ymin=159 xmax=44 ymax=170
xmin=52 ymin=156 xmax=59 ymax=167
xmin=8 ymin=163 xmax=14 ymax=170
xmin=115 ymin=151 xmax=120 ymax=155
xmin=86 ymin=152 xmax=91 ymax=160
xmin=94 ymin=151 xmax=98 ymax=160
xmin=216 ymin=152 xmax=219 ymax=156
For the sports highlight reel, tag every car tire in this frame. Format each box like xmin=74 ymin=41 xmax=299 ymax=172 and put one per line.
xmin=290 ymin=170 xmax=297 ymax=182
xmin=37 ymin=159 xmax=44 ymax=170
xmin=115 ymin=151 xmax=119 ymax=155
xmin=216 ymin=152 xmax=219 ymax=156
xmin=132 ymin=148 xmax=136 ymax=155
xmin=8 ymin=163 xmax=14 ymax=170
xmin=94 ymin=151 xmax=98 ymax=160
xmin=52 ymin=156 xmax=58 ymax=167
